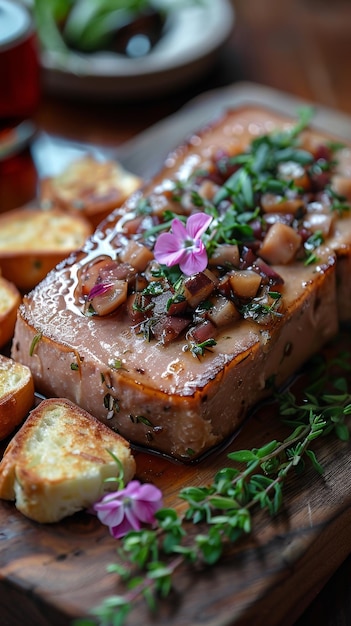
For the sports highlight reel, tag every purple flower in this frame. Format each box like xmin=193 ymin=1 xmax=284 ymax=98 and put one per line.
xmin=154 ymin=212 xmax=212 ymax=276
xmin=93 ymin=480 xmax=163 ymax=539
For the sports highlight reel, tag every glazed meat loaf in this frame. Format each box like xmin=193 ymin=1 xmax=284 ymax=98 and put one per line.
xmin=11 ymin=106 xmax=351 ymax=461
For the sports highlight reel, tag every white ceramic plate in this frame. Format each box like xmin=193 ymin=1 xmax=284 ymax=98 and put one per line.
xmin=40 ymin=0 xmax=235 ymax=100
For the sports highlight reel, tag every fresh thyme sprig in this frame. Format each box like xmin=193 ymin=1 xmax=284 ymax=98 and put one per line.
xmin=74 ymin=348 xmax=351 ymax=626
xmin=303 ymin=230 xmax=324 ymax=266
xmin=279 ymin=351 xmax=351 ymax=441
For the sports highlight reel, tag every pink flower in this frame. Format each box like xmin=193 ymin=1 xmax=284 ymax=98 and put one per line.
xmin=154 ymin=212 xmax=212 ymax=276
xmin=93 ymin=480 xmax=163 ymax=539
xmin=87 ymin=281 xmax=114 ymax=301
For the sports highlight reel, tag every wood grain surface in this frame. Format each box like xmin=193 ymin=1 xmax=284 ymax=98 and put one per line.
xmin=2 ymin=1 xmax=351 ymax=621
xmin=1 ymin=330 xmax=351 ymax=626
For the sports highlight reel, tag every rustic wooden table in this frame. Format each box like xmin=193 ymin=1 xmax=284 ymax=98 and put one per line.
xmin=4 ymin=0 xmax=351 ymax=624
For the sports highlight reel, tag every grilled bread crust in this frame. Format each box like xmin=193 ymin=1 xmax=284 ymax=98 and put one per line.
xmin=0 ymin=207 xmax=93 ymax=290
xmin=0 ymin=397 xmax=136 ymax=522
xmin=40 ymin=155 xmax=143 ymax=228
xmin=0 ymin=354 xmax=34 ymax=440
xmin=0 ymin=276 xmax=21 ymax=349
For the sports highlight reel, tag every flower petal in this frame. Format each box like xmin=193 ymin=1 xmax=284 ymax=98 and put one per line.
xmin=154 ymin=232 xmax=186 ymax=267
xmin=126 ymin=506 xmax=144 ymax=529
xmin=179 ymin=247 xmax=208 ymax=275
xmin=93 ymin=489 xmax=124 ymax=509
xmin=186 ymin=212 xmax=212 ymax=239
xmin=110 ymin=516 xmax=136 ymax=539
xmin=132 ymin=499 xmax=160 ymax=524
xmin=123 ymin=480 xmax=144 ymax=497
xmin=94 ymin=501 xmax=124 ymax=528
xmin=133 ymin=482 xmax=163 ymax=502
xmin=131 ymin=484 xmax=163 ymax=524
xmin=170 ymin=218 xmax=188 ymax=242
xmin=87 ymin=281 xmax=114 ymax=301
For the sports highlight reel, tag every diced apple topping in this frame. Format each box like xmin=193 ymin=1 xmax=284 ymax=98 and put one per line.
xmin=277 ymin=161 xmax=310 ymax=189
xmin=79 ymin=257 xmax=135 ymax=297
xmin=306 ymin=199 xmax=332 ymax=215
xmin=229 ymin=269 xmax=262 ymax=299
xmin=261 ymin=193 xmax=304 ymax=215
xmin=119 ymin=240 xmax=154 ymax=272
xmin=76 ymin=110 xmax=350 ymax=351
xmin=303 ymin=212 xmax=335 ymax=237
xmin=259 ymin=223 xmax=302 ymax=265
xmin=209 ymin=244 xmax=240 ymax=268
xmin=206 ymin=295 xmax=241 ymax=327
xmin=332 ymin=176 xmax=351 ymax=201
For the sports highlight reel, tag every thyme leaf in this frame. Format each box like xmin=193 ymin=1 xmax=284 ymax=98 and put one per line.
xmin=303 ymin=230 xmax=324 ymax=266
xmin=29 ymin=332 xmax=42 ymax=356
xmin=188 ymin=337 xmax=217 ymax=358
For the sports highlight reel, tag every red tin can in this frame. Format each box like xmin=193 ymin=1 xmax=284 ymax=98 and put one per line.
xmin=0 ymin=0 xmax=40 ymax=212
xmin=0 ymin=0 xmax=40 ymax=126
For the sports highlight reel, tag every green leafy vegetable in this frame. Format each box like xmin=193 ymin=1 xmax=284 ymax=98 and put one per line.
xmin=33 ymin=0 xmax=201 ymax=55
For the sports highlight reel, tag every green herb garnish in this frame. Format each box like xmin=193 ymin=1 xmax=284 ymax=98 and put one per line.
xmin=188 ymin=337 xmax=217 ymax=358
xmin=74 ymin=348 xmax=351 ymax=626
xmin=29 ymin=332 xmax=42 ymax=356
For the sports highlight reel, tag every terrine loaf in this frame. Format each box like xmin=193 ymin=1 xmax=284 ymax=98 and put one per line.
xmin=11 ymin=106 xmax=351 ymax=461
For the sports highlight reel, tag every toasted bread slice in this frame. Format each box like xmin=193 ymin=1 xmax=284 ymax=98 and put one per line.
xmin=0 ymin=276 xmax=21 ymax=349
xmin=40 ymin=155 xmax=143 ymax=228
xmin=0 ymin=354 xmax=34 ymax=440
xmin=0 ymin=207 xmax=92 ymax=290
xmin=0 ymin=397 xmax=136 ymax=523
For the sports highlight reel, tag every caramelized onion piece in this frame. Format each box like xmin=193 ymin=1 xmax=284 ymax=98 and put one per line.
xmin=126 ymin=292 xmax=152 ymax=326
xmin=188 ymin=320 xmax=217 ymax=344
xmin=90 ymin=280 xmax=128 ymax=316
xmin=152 ymin=316 xmax=190 ymax=344
xmin=183 ymin=271 xmax=217 ymax=308
xmin=79 ymin=256 xmax=114 ymax=296
xmin=253 ymin=257 xmax=284 ymax=285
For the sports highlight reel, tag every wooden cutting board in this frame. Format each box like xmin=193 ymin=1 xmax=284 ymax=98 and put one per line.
xmin=2 ymin=84 xmax=351 ymax=626
xmin=1 ymin=329 xmax=351 ymax=626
